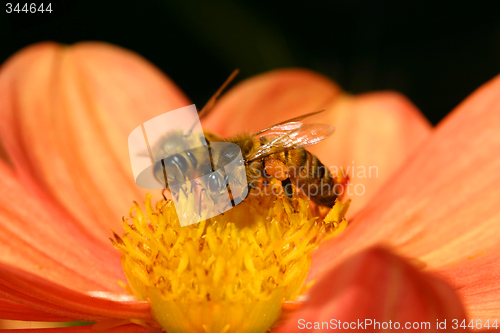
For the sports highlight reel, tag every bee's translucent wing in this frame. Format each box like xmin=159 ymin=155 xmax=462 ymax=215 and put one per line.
xmin=253 ymin=109 xmax=325 ymax=136
xmin=247 ymin=123 xmax=334 ymax=162
xmin=254 ymin=121 xmax=303 ymax=138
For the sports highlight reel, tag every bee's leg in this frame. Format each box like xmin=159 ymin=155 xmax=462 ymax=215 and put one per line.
xmin=179 ymin=186 xmax=188 ymax=198
xmin=191 ymin=180 xmax=205 ymax=215
xmin=223 ymin=174 xmax=238 ymax=208
xmin=312 ymin=202 xmax=321 ymax=217
xmin=161 ymin=189 xmax=169 ymax=201
xmin=170 ymin=186 xmax=189 ymax=207
xmin=264 ymin=158 xmax=288 ymax=181
xmin=282 ymin=178 xmax=294 ymax=199
xmin=281 ymin=178 xmax=296 ymax=212
xmin=222 ymin=201 xmax=232 ymax=213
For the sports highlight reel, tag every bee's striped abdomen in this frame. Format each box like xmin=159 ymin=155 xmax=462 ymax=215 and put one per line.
xmin=281 ymin=148 xmax=339 ymax=207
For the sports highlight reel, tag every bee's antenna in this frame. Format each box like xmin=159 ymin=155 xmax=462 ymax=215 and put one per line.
xmin=198 ymin=69 xmax=240 ymax=119
xmin=185 ymin=69 xmax=240 ymax=136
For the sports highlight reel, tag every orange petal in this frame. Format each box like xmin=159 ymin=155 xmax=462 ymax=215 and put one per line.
xmin=0 ymin=159 xmax=124 ymax=293
xmin=0 ymin=324 xmax=150 ymax=332
xmin=0 ymin=297 xmax=72 ymax=322
xmin=311 ymin=74 xmax=500 ymax=319
xmin=202 ymin=69 xmax=431 ymax=215
xmin=202 ymin=68 xmax=341 ymax=136
xmin=0 ymin=42 xmax=190 ymax=240
xmin=276 ymin=247 xmax=466 ymax=333
xmin=0 ymin=140 xmax=9 ymax=165
xmin=307 ymin=92 xmax=431 ymax=214
xmin=437 ymin=244 xmax=500 ymax=320
xmin=0 ymin=263 xmax=151 ymax=323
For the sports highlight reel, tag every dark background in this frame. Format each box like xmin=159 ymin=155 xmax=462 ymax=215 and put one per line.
xmin=1 ymin=0 xmax=499 ymax=125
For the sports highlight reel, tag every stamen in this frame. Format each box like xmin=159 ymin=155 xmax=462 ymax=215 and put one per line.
xmin=112 ymin=190 xmax=350 ymax=333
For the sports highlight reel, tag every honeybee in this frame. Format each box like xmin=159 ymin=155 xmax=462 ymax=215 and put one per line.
xmin=150 ymin=71 xmax=347 ymax=210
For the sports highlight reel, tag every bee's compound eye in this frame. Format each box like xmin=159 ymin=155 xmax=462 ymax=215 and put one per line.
xmin=185 ymin=151 xmax=198 ymax=168
xmin=165 ymin=154 xmax=188 ymax=170
xmin=208 ymin=173 xmax=220 ymax=193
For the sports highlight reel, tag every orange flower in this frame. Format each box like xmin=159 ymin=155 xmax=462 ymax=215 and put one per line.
xmin=0 ymin=42 xmax=497 ymax=332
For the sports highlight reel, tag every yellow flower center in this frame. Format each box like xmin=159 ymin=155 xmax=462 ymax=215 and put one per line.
xmin=112 ymin=189 xmax=350 ymax=333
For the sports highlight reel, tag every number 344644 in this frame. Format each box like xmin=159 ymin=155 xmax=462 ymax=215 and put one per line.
xmin=6 ymin=3 xmax=52 ymax=13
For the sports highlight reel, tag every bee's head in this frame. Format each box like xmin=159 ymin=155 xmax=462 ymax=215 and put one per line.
xmin=152 ymin=154 xmax=189 ymax=187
